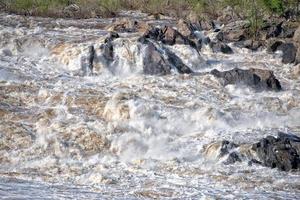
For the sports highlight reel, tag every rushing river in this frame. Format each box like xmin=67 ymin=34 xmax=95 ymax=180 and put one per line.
xmin=0 ymin=11 xmax=300 ymax=199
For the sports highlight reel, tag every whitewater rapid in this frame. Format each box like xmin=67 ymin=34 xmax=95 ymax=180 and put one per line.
xmin=0 ymin=12 xmax=300 ymax=199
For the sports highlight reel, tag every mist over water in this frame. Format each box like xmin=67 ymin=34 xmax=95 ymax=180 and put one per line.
xmin=0 ymin=12 xmax=300 ymax=199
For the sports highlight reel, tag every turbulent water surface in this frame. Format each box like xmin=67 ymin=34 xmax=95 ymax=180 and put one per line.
xmin=0 ymin=12 xmax=300 ymax=199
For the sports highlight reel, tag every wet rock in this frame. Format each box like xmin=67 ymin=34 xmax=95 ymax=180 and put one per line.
xmin=277 ymin=43 xmax=297 ymax=64
xmin=203 ymin=140 xmax=241 ymax=164
xmin=162 ymin=47 xmax=193 ymax=74
xmin=142 ymin=41 xmax=171 ymax=75
xmin=211 ymin=68 xmax=282 ymax=91
xmin=203 ymin=133 xmax=300 ymax=171
xmin=99 ymin=32 xmax=119 ymax=66
xmin=141 ymin=26 xmax=197 ymax=49
xmin=267 ymin=40 xmax=284 ymax=53
xmin=209 ymin=42 xmax=233 ymax=54
xmin=81 ymin=45 xmax=95 ymax=76
xmin=252 ymin=134 xmax=300 ymax=171
xmin=140 ymin=39 xmax=193 ymax=75
xmin=266 ymin=22 xmax=283 ymax=39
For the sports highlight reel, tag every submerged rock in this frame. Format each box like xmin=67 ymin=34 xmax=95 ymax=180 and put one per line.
xmin=210 ymin=68 xmax=282 ymax=91
xmin=203 ymin=140 xmax=241 ymax=165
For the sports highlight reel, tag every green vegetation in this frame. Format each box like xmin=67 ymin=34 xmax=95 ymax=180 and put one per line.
xmin=0 ymin=0 xmax=299 ymax=20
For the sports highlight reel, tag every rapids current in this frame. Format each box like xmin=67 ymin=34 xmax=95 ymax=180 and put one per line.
xmin=0 ymin=12 xmax=300 ymax=199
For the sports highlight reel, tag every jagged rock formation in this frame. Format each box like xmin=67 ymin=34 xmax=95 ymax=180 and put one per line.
xmin=210 ymin=68 xmax=282 ymax=91
xmin=203 ymin=133 xmax=300 ymax=171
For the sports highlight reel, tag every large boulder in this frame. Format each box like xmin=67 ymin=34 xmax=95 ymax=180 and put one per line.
xmin=203 ymin=133 xmax=300 ymax=171
xmin=140 ymin=39 xmax=193 ymax=75
xmin=277 ymin=43 xmax=297 ymax=64
xmin=218 ymin=20 xmax=249 ymax=43
xmin=252 ymin=134 xmax=300 ymax=171
xmin=142 ymin=41 xmax=171 ymax=75
xmin=210 ymin=68 xmax=282 ymax=91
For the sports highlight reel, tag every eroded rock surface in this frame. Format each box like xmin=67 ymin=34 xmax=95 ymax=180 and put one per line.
xmin=211 ymin=68 xmax=282 ymax=91
xmin=203 ymin=133 xmax=300 ymax=171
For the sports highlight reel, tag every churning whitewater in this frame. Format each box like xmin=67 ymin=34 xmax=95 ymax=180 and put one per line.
xmin=0 ymin=11 xmax=300 ymax=199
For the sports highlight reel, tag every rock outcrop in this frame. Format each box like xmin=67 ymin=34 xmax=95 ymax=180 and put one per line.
xmin=252 ymin=134 xmax=300 ymax=171
xmin=203 ymin=133 xmax=300 ymax=171
xmin=140 ymin=26 xmax=197 ymax=49
xmin=106 ymin=18 xmax=151 ymax=33
xmin=211 ymin=68 xmax=282 ymax=91
xmin=277 ymin=43 xmax=297 ymax=64
xmin=209 ymin=42 xmax=233 ymax=54
xmin=140 ymin=39 xmax=193 ymax=75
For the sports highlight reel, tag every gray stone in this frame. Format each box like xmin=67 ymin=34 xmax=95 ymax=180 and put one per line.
xmin=211 ymin=68 xmax=282 ymax=91
xmin=277 ymin=43 xmax=297 ymax=64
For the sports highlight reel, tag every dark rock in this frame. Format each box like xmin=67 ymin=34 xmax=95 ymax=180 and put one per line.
xmin=142 ymin=41 xmax=171 ymax=75
xmin=277 ymin=43 xmax=297 ymax=64
xmin=162 ymin=47 xmax=193 ymax=74
xmin=209 ymin=42 xmax=233 ymax=54
xmin=267 ymin=40 xmax=284 ymax=53
xmin=141 ymin=26 xmax=197 ymax=49
xmin=140 ymin=39 xmax=193 ymax=75
xmin=266 ymin=22 xmax=283 ymax=39
xmin=280 ymin=28 xmax=295 ymax=38
xmin=252 ymin=134 xmax=300 ymax=171
xmin=219 ymin=140 xmax=239 ymax=157
xmin=99 ymin=32 xmax=119 ymax=68
xmin=224 ymin=152 xmax=242 ymax=165
xmin=81 ymin=45 xmax=95 ymax=76
xmin=211 ymin=68 xmax=282 ymax=91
